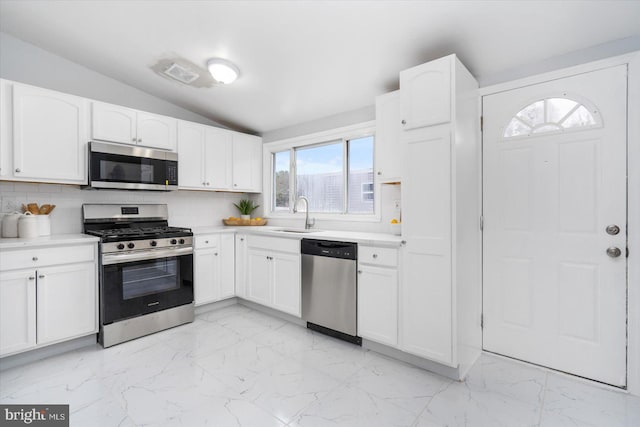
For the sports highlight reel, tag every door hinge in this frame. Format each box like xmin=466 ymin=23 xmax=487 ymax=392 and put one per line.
xmin=481 ymin=314 xmax=484 ymax=329
xmin=480 ymin=215 xmax=484 ymax=231
xmin=480 ymin=116 xmax=484 ymax=132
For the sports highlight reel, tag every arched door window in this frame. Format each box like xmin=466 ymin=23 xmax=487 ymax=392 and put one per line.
xmin=503 ymin=97 xmax=601 ymax=139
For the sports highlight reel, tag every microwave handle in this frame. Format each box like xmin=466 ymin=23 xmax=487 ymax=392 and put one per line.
xmin=102 ymin=246 xmax=193 ymax=265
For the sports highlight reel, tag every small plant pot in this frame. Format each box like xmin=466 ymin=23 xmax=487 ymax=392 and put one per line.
xmin=241 ymin=215 xmax=251 ymax=221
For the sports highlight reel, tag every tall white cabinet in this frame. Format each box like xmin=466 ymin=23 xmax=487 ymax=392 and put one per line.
xmin=399 ymin=54 xmax=481 ymax=375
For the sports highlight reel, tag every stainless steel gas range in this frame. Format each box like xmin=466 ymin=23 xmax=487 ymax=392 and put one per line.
xmin=83 ymin=204 xmax=194 ymax=347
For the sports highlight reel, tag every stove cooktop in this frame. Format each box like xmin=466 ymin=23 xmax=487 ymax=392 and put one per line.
xmin=86 ymin=226 xmax=192 ymax=242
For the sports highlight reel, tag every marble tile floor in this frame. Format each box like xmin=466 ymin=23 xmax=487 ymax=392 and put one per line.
xmin=1 ymin=304 xmax=639 ymax=426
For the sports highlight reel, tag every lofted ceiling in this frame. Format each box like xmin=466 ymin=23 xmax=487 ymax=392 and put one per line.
xmin=1 ymin=1 xmax=639 ymax=135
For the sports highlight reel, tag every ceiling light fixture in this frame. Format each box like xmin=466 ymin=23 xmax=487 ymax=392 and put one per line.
xmin=207 ymin=58 xmax=240 ymax=84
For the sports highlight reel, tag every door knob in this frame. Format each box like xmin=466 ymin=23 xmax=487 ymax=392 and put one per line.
xmin=401 ymin=120 xmax=406 ymax=125
xmin=606 ymin=247 xmax=622 ymax=258
xmin=606 ymin=225 xmax=620 ymax=235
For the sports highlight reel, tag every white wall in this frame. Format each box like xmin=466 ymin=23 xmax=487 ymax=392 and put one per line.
xmin=0 ymin=32 xmax=224 ymax=128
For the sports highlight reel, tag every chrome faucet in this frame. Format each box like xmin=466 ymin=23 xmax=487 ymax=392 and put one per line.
xmin=293 ymin=196 xmax=315 ymax=229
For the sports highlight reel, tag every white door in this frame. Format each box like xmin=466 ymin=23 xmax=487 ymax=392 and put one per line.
xmin=92 ymin=102 xmax=137 ymax=145
xmin=232 ymin=133 xmax=262 ymax=192
xmin=194 ymin=247 xmax=219 ymax=305
xmin=246 ymin=248 xmax=271 ymax=306
xmin=357 ymin=264 xmax=398 ymax=346
xmin=272 ymin=252 xmax=301 ymax=316
xmin=13 ymin=84 xmax=87 ymax=183
xmin=36 ymin=262 xmax=97 ymax=346
xmin=177 ymin=121 xmax=206 ymax=190
xmin=0 ymin=269 xmax=36 ymax=356
xmin=206 ymin=127 xmax=233 ymax=189
xmin=136 ymin=112 xmax=177 ymax=151
xmin=483 ymin=65 xmax=627 ymax=386
xmin=219 ymin=234 xmax=236 ymax=299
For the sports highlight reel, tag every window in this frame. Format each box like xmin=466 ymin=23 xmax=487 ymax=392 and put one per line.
xmin=270 ymin=133 xmax=374 ymax=215
xmin=273 ymin=150 xmax=290 ymax=211
xmin=503 ymin=97 xmax=600 ymax=139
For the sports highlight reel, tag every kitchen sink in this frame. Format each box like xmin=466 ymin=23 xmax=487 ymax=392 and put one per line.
xmin=274 ymin=228 xmax=318 ymax=234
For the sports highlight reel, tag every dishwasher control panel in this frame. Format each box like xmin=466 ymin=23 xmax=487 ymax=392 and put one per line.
xmin=300 ymin=239 xmax=357 ymax=260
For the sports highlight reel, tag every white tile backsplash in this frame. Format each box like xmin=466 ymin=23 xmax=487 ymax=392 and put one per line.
xmin=0 ymin=183 xmax=251 ymax=234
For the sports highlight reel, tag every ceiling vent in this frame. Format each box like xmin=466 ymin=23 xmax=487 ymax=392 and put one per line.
xmin=162 ymin=63 xmax=200 ymax=84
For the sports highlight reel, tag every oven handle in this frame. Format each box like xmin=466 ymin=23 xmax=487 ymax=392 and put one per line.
xmin=102 ymin=247 xmax=193 ymax=265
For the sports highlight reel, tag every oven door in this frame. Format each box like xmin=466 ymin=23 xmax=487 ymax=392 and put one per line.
xmin=89 ymin=141 xmax=178 ymax=191
xmin=101 ymin=250 xmax=193 ymax=324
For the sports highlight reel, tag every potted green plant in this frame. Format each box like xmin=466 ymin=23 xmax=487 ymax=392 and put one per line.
xmin=233 ymin=199 xmax=260 ymax=220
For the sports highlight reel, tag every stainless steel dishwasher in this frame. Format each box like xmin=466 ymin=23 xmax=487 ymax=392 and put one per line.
xmin=301 ymin=239 xmax=360 ymax=345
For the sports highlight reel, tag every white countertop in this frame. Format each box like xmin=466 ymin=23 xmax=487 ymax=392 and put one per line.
xmin=0 ymin=233 xmax=100 ymax=250
xmin=189 ymin=225 xmax=403 ymax=247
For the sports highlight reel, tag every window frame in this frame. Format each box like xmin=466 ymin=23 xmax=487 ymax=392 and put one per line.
xmin=263 ymin=121 xmax=379 ymax=222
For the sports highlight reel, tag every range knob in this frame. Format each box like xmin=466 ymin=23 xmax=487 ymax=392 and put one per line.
xmin=150 ymin=241 xmax=157 ymax=247
xmin=127 ymin=242 xmax=135 ymax=249
xmin=117 ymin=243 xmax=125 ymax=250
xmin=170 ymin=239 xmax=177 ymax=245
xmin=179 ymin=238 xmax=185 ymax=244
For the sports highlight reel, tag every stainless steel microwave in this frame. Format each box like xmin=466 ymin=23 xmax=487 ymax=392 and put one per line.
xmin=88 ymin=141 xmax=178 ymax=191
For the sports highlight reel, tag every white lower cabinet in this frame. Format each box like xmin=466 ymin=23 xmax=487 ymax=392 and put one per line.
xmin=357 ymin=246 xmax=399 ymax=347
xmin=194 ymin=233 xmax=235 ymax=306
xmin=244 ymin=236 xmax=301 ymax=317
xmin=0 ymin=242 xmax=98 ymax=357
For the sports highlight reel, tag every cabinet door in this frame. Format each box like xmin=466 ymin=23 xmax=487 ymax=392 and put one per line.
xmin=205 ymin=127 xmax=233 ymax=189
xmin=246 ymin=248 xmax=271 ymax=306
xmin=0 ymin=79 xmax=11 ymax=178
xmin=177 ymin=121 xmax=206 ymax=190
xmin=400 ymin=56 xmax=451 ymax=130
xmin=272 ymin=252 xmax=301 ymax=317
xmin=235 ymin=234 xmax=247 ymax=297
xmin=219 ymin=234 xmax=236 ymax=299
xmin=375 ymin=91 xmax=404 ymax=182
xmin=91 ymin=102 xmax=137 ymax=145
xmin=36 ymin=262 xmax=97 ymax=346
xmin=401 ymin=126 xmax=453 ymax=365
xmin=194 ymin=247 xmax=220 ymax=306
xmin=0 ymin=269 xmax=36 ymax=356
xmin=136 ymin=112 xmax=177 ymax=151
xmin=13 ymin=84 xmax=88 ymax=183
xmin=358 ymin=265 xmax=398 ymax=346
xmin=232 ymin=133 xmax=262 ymax=192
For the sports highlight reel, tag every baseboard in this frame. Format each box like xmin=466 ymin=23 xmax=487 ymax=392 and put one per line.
xmin=0 ymin=335 xmax=97 ymax=372
xmin=363 ymin=339 xmax=463 ymax=381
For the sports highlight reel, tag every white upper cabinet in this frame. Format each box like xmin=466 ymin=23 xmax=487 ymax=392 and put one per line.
xmin=11 ymin=83 xmax=88 ymax=184
xmin=177 ymin=121 xmax=207 ymax=189
xmin=375 ymin=90 xmax=404 ymax=183
xmin=92 ymin=101 xmax=177 ymax=151
xmin=206 ymin=127 xmax=233 ymax=190
xmin=0 ymin=79 xmax=11 ymax=178
xmin=400 ymin=56 xmax=452 ymax=130
xmin=177 ymin=122 xmax=261 ymax=193
xmin=232 ymin=132 xmax=262 ymax=192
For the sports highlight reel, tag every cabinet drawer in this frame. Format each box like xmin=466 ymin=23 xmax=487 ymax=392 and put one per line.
xmin=195 ymin=234 xmax=219 ymax=249
xmin=0 ymin=244 xmax=95 ymax=271
xmin=247 ymin=235 xmax=300 ymax=254
xmin=359 ymin=246 xmax=398 ymax=267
